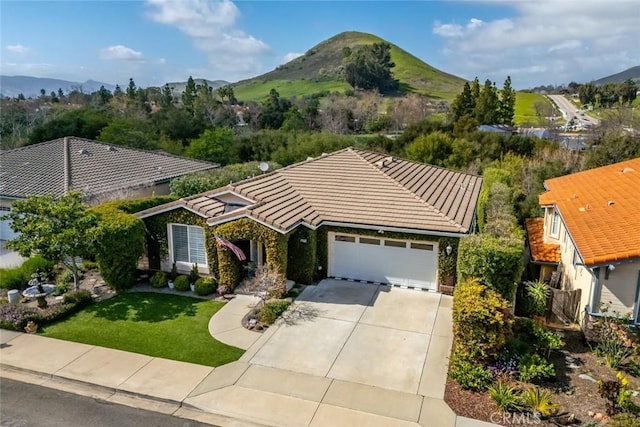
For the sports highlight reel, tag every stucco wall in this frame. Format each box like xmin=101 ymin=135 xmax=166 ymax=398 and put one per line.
xmin=598 ymin=261 xmax=640 ymax=316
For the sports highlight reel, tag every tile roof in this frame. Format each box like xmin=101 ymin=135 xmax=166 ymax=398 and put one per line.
xmin=525 ymin=218 xmax=560 ymax=264
xmin=139 ymin=148 xmax=483 ymax=235
xmin=0 ymin=137 xmax=218 ymax=199
xmin=539 ymin=157 xmax=640 ymax=265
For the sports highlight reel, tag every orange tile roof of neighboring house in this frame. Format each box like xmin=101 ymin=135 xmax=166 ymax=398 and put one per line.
xmin=525 ymin=218 xmax=560 ymax=263
xmin=138 ymin=148 xmax=483 ymax=236
xmin=539 ymin=157 xmax=640 ymax=266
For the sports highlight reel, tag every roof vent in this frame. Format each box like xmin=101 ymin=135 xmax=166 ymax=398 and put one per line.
xmin=608 ymin=200 xmax=615 ymax=206
xmin=385 ymin=156 xmax=394 ymax=163
xmin=107 ymin=146 xmax=117 ymax=152
xmin=78 ymin=149 xmax=90 ymax=155
xmin=621 ymin=167 xmax=635 ymax=173
xmin=376 ymin=159 xmax=387 ymax=168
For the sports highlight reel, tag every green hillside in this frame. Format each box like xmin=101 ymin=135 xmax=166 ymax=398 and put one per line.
xmin=593 ymin=65 xmax=640 ymax=85
xmin=232 ymin=31 xmax=466 ymax=102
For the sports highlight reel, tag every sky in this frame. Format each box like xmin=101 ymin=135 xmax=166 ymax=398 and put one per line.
xmin=1 ymin=0 xmax=639 ymax=90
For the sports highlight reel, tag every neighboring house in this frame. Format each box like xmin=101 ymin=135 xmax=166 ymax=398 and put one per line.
xmin=477 ymin=124 xmax=516 ymax=136
xmin=526 ymin=157 xmax=640 ymax=325
xmin=136 ymin=148 xmax=482 ymax=291
xmin=519 ymin=127 xmax=552 ymax=140
xmin=0 ymin=136 xmax=218 ymax=240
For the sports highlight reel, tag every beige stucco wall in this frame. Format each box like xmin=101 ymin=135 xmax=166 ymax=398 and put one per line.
xmin=597 ymin=261 xmax=640 ymax=317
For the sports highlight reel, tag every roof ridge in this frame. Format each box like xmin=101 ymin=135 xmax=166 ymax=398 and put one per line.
xmin=349 ymin=149 xmax=462 ymax=229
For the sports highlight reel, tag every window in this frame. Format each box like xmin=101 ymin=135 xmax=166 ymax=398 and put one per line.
xmin=171 ymin=224 xmax=207 ymax=265
xmin=359 ymin=237 xmax=380 ymax=245
xmin=551 ymin=211 xmax=560 ymax=237
xmin=335 ymin=235 xmax=355 ymax=243
xmin=384 ymin=240 xmax=406 ymax=248
xmin=411 ymin=243 xmax=434 ymax=251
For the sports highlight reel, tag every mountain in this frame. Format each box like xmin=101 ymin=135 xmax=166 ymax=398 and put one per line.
xmin=593 ymin=66 xmax=640 ymax=85
xmin=0 ymin=75 xmax=115 ymax=98
xmin=164 ymin=78 xmax=230 ymax=96
xmin=232 ymin=31 xmax=466 ymax=101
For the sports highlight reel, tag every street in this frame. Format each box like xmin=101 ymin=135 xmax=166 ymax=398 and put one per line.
xmin=0 ymin=378 xmax=215 ymax=427
xmin=547 ymin=94 xmax=600 ymax=127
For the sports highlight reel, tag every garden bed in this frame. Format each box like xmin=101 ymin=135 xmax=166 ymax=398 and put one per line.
xmin=445 ymin=326 xmax=640 ymax=425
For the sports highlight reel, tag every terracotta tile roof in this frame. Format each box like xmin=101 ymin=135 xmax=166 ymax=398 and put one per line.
xmin=525 ymin=218 xmax=560 ymax=263
xmin=139 ymin=148 xmax=483 ymax=236
xmin=0 ymin=137 xmax=218 ymax=200
xmin=539 ymin=157 xmax=640 ymax=265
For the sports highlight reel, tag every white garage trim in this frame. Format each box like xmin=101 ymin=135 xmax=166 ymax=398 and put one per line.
xmin=328 ymin=232 xmax=439 ymax=290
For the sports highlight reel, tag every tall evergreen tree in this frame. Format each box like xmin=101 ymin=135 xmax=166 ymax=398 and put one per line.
xmin=451 ymin=81 xmax=475 ymax=121
xmin=470 ymin=77 xmax=480 ymax=104
xmin=182 ymin=76 xmax=197 ymax=113
xmin=498 ymin=76 xmax=516 ymax=125
xmin=474 ymin=79 xmax=499 ymax=124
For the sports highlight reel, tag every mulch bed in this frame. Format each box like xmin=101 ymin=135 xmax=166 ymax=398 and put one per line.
xmin=445 ymin=325 xmax=640 ymax=426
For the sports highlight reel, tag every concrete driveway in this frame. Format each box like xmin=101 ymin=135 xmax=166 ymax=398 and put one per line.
xmin=250 ymin=279 xmax=451 ymax=395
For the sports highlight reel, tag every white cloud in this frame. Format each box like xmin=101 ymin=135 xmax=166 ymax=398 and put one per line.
xmin=100 ymin=45 xmax=144 ymax=61
xmin=145 ymin=0 xmax=269 ymax=80
xmin=283 ymin=52 xmax=303 ymax=63
xmin=432 ymin=1 xmax=640 ymax=88
xmin=6 ymin=44 xmax=30 ymax=54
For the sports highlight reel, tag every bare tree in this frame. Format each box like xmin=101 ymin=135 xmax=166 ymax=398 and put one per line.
xmin=241 ymin=265 xmax=286 ymax=306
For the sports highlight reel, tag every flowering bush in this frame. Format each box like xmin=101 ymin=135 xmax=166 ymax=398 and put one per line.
xmin=593 ymin=304 xmax=637 ymax=369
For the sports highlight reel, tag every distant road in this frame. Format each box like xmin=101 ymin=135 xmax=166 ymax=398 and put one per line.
xmin=0 ymin=378 xmax=215 ymax=427
xmin=547 ymin=94 xmax=600 ymax=127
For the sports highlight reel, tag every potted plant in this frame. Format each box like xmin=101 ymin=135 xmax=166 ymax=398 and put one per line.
xmin=168 ymin=262 xmax=178 ymax=289
xmin=189 ymin=263 xmax=200 ymax=292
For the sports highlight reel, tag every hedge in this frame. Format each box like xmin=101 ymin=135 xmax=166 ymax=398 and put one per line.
xmin=457 ymin=234 xmax=524 ymax=301
xmin=91 ymin=205 xmax=146 ymax=291
xmin=477 ymin=167 xmax=511 ymax=232
xmin=97 ymin=196 xmax=178 ymax=214
xmin=0 ymin=255 xmax=56 ymax=290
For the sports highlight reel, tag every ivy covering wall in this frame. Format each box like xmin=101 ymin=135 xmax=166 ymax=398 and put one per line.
xmin=287 ymin=227 xmax=317 ymax=284
xmin=215 ymin=218 xmax=288 ymax=289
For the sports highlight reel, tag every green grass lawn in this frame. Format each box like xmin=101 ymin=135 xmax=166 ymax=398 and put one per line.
xmin=514 ymin=92 xmax=551 ymax=125
xmin=40 ymin=293 xmax=244 ymax=367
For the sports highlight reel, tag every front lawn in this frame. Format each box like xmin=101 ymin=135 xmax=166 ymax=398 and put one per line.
xmin=40 ymin=292 xmax=244 ymax=367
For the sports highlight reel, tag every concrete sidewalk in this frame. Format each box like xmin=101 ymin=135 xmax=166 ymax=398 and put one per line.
xmin=0 ymin=301 xmax=497 ymax=427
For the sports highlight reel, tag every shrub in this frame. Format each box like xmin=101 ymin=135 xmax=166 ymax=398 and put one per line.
xmin=449 ymin=349 xmax=493 ymax=391
xmin=593 ymin=304 xmax=636 ymax=369
xmin=610 ymin=413 xmax=640 ymax=427
xmin=189 ymin=264 xmax=200 ymax=284
xmin=258 ymin=299 xmax=290 ymax=324
xmin=91 ymin=205 xmax=145 ymax=292
xmin=525 ymin=280 xmax=550 ymax=316
xmin=194 ymin=277 xmax=216 ymax=296
xmin=518 ymin=353 xmax=555 ymax=383
xmin=150 ymin=271 xmax=168 ymax=288
xmin=599 ymin=372 xmax=640 ymax=416
xmin=521 ymin=387 xmax=558 ymax=417
xmin=0 ymin=304 xmax=38 ymax=330
xmin=22 ymin=255 xmax=56 ymax=277
xmin=52 ymin=282 xmax=68 ymax=296
xmin=217 ymin=285 xmax=229 ymax=296
xmin=63 ymin=290 xmax=93 ymax=306
xmin=173 ymin=275 xmax=190 ymax=292
xmin=457 ymin=234 xmax=524 ymax=301
xmin=488 ymin=380 xmax=522 ymax=412
xmin=452 ymin=277 xmax=512 ymax=359
xmin=56 ymin=270 xmax=74 ymax=286
xmin=0 ymin=267 xmax=27 ymax=290
xmin=81 ymin=259 xmax=99 ymax=271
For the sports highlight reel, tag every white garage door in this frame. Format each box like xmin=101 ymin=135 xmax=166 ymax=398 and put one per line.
xmin=328 ymin=232 xmax=438 ymax=290
xmin=0 ymin=208 xmax=17 ymax=241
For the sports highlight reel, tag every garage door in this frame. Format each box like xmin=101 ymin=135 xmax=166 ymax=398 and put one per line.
xmin=0 ymin=207 xmax=17 ymax=241
xmin=328 ymin=232 xmax=438 ymax=290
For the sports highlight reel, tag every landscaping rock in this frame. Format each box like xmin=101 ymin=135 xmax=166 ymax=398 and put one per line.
xmin=567 ymin=363 xmax=580 ymax=369
xmin=579 ymin=374 xmax=597 ymax=382
xmin=565 ymin=355 xmax=575 ymax=364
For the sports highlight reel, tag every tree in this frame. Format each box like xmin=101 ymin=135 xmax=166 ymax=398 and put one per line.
xmin=259 ymin=89 xmax=291 ymax=129
xmin=451 ymin=81 xmax=475 ymax=121
xmin=405 ymin=131 xmax=454 ymax=167
xmin=498 ymin=76 xmax=516 ymax=125
xmin=343 ymin=42 xmax=398 ymax=93
xmin=475 ymin=79 xmax=499 ymax=124
xmin=185 ymin=127 xmax=237 ymax=164
xmin=182 ymin=76 xmax=197 ymax=113
xmin=241 ymin=265 xmax=286 ymax=307
xmin=5 ymin=193 xmax=97 ymax=290
xmin=160 ymin=84 xmax=173 ymax=108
